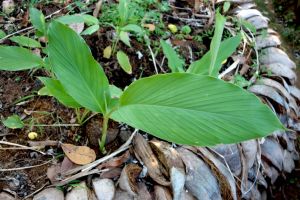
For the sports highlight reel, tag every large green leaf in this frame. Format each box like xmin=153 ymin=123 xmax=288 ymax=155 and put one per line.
xmin=160 ymin=39 xmax=184 ymax=72
xmin=187 ymin=35 xmax=241 ymax=75
xmin=111 ymin=73 xmax=284 ymax=146
xmin=47 ymin=21 xmax=111 ymax=114
xmin=0 ymin=46 xmax=43 ymax=71
xmin=29 ymin=7 xmax=46 ymax=34
xmin=10 ymin=36 xmax=41 ymax=48
xmin=39 ymin=77 xmax=81 ymax=108
xmin=209 ymin=12 xmax=226 ymax=76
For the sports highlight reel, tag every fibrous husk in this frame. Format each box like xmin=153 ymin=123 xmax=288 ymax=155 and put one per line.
xmin=241 ymin=140 xmax=258 ymax=169
xmin=248 ymin=85 xmax=285 ymax=106
xmin=133 ymin=133 xmax=170 ymax=186
xmin=212 ymin=144 xmax=242 ymax=176
xmin=232 ymin=3 xmax=256 ymax=13
xmin=246 ymin=15 xmax=268 ymax=30
xmin=283 ymin=150 xmax=295 ymax=173
xmin=196 ymin=147 xmax=237 ymax=200
xmin=289 ymin=86 xmax=300 ymax=101
xmin=177 ymin=147 xmax=222 ymax=200
xmin=258 ymin=78 xmax=299 ymax=115
xmin=261 ymin=137 xmax=284 ymax=171
xmin=263 ymin=63 xmax=296 ymax=82
xmin=259 ymin=47 xmax=296 ymax=69
xmin=236 ymin=9 xmax=263 ymax=19
xmin=255 ymin=34 xmax=281 ymax=49
xmin=113 ymin=189 xmax=133 ymax=200
xmin=154 ymin=185 xmax=172 ymax=200
xmin=262 ymin=160 xmax=279 ymax=184
xmin=136 ymin=182 xmax=152 ymax=200
xmin=149 ymin=140 xmax=185 ymax=200
xmin=118 ymin=164 xmax=142 ymax=196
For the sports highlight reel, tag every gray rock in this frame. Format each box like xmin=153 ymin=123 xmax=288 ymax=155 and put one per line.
xmin=0 ymin=192 xmax=15 ymax=200
xmin=92 ymin=178 xmax=115 ymax=200
xmin=66 ymin=181 xmax=89 ymax=200
xmin=33 ymin=188 xmax=64 ymax=200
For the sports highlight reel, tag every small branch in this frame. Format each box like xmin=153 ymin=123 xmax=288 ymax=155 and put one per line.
xmin=0 ymin=159 xmax=53 ymax=172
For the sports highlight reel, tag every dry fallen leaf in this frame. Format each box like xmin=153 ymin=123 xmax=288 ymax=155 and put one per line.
xmin=61 ymin=143 xmax=96 ymax=165
xmin=143 ymin=24 xmax=155 ymax=31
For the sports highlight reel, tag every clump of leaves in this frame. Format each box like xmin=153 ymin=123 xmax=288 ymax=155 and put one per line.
xmin=0 ymin=11 xmax=285 ymax=154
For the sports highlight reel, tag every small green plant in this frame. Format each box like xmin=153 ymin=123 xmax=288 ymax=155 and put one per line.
xmin=0 ymin=12 xmax=285 ymax=154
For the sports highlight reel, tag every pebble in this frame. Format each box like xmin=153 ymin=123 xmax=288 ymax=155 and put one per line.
xmin=92 ymin=178 xmax=115 ymax=200
xmin=66 ymin=182 xmax=89 ymax=200
xmin=0 ymin=192 xmax=15 ymax=200
xmin=33 ymin=188 xmax=64 ymax=200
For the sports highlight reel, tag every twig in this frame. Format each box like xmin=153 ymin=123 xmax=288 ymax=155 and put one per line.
xmin=0 ymin=141 xmax=46 ymax=155
xmin=22 ymin=183 xmax=49 ymax=200
xmin=0 ymin=159 xmax=53 ymax=172
xmin=147 ymin=45 xmax=159 ymax=74
xmin=218 ymin=58 xmax=241 ymax=79
xmin=93 ymin=0 xmax=103 ymax=18
xmin=54 ymin=168 xmax=108 ymax=186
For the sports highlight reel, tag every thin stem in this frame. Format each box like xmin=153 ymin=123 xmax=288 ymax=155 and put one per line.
xmin=26 ymin=123 xmax=81 ymax=127
xmin=99 ymin=116 xmax=109 ymax=154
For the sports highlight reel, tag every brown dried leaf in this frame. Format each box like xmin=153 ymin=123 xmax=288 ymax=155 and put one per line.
xmin=150 ymin=140 xmax=185 ymax=200
xmin=98 ymin=150 xmax=130 ymax=169
xmin=133 ymin=134 xmax=170 ymax=186
xmin=61 ymin=143 xmax=96 ymax=165
xmin=119 ymin=164 xmax=142 ymax=196
xmin=100 ymin=167 xmax=122 ymax=179
xmin=143 ymin=24 xmax=155 ymax=31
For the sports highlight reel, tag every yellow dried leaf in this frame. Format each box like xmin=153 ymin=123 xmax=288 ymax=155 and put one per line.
xmin=61 ymin=143 xmax=96 ymax=165
xmin=28 ymin=132 xmax=38 ymax=140
xmin=168 ymin=24 xmax=178 ymax=34
xmin=103 ymin=46 xmax=112 ymax=59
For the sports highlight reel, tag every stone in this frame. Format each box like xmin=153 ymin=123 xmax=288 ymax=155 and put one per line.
xmin=66 ymin=181 xmax=89 ymax=200
xmin=33 ymin=188 xmax=64 ymax=200
xmin=0 ymin=192 xmax=15 ymax=200
xmin=92 ymin=178 xmax=115 ymax=200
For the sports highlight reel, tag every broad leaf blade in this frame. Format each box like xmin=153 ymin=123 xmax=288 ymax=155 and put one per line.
xmin=117 ymin=50 xmax=132 ymax=74
xmin=0 ymin=46 xmax=43 ymax=71
xmin=39 ymin=77 xmax=81 ymax=108
xmin=187 ymin=35 xmax=241 ymax=75
xmin=121 ymin=24 xmax=143 ymax=34
xmin=81 ymin=24 xmax=100 ymax=35
xmin=29 ymin=7 xmax=46 ymax=34
xmin=160 ymin=39 xmax=184 ymax=72
xmin=10 ymin=36 xmax=41 ymax=48
xmin=2 ymin=115 xmax=24 ymax=129
xmin=119 ymin=31 xmax=131 ymax=47
xmin=209 ymin=12 xmax=226 ymax=76
xmin=111 ymin=73 xmax=284 ymax=146
xmin=47 ymin=21 xmax=110 ymax=114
